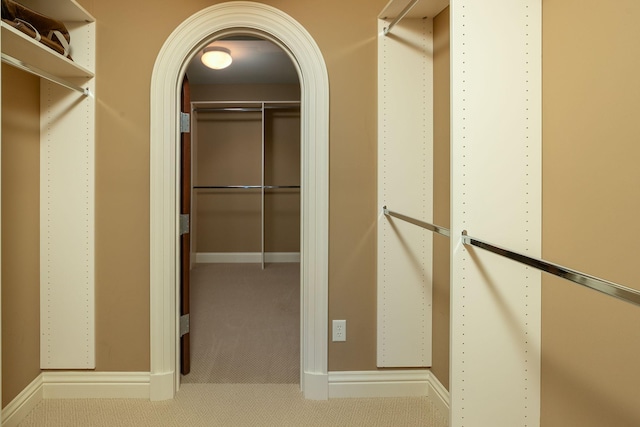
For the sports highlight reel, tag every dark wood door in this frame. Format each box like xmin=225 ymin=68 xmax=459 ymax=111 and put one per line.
xmin=180 ymin=75 xmax=191 ymax=375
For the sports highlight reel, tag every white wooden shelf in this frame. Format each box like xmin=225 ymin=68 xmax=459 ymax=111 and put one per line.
xmin=18 ymin=0 xmax=94 ymax=23
xmin=379 ymin=0 xmax=448 ymax=20
xmin=1 ymin=22 xmax=94 ymax=79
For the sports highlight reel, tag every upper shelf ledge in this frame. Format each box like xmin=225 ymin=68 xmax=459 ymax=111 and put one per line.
xmin=379 ymin=0 xmax=449 ymax=20
xmin=17 ymin=0 xmax=94 ymax=22
xmin=1 ymin=22 xmax=94 ymax=78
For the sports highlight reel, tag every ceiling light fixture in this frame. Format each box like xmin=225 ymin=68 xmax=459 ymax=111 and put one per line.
xmin=201 ymin=46 xmax=232 ymax=70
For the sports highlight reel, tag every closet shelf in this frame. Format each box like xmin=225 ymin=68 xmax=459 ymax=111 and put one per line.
xmin=19 ymin=0 xmax=94 ymax=22
xmin=1 ymin=22 xmax=94 ymax=79
xmin=379 ymin=0 xmax=448 ymax=20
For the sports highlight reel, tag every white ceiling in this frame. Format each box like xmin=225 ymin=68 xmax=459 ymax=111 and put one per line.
xmin=185 ymin=38 xmax=299 ymax=85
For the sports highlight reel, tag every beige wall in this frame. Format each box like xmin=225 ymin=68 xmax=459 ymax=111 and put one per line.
xmin=542 ymin=0 xmax=640 ymax=425
xmin=432 ymin=7 xmax=450 ymax=392
xmin=76 ymin=0 xmax=386 ymax=371
xmin=193 ymin=85 xmax=300 ymax=254
xmin=264 ymin=109 xmax=301 ymax=252
xmin=196 ymin=110 xmax=264 ymax=252
xmin=1 ymin=65 xmax=41 ymax=406
xmin=7 ymin=3 xmax=640 ymax=422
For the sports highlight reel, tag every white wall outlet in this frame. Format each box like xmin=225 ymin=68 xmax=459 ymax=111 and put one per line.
xmin=332 ymin=319 xmax=346 ymax=342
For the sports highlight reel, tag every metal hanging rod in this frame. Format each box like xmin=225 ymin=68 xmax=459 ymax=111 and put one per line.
xmin=195 ymin=105 xmax=300 ymax=113
xmin=1 ymin=53 xmax=91 ymax=97
xmin=194 ymin=185 xmax=300 ymax=189
xmin=383 ymin=206 xmax=450 ymax=237
xmin=383 ymin=0 xmax=421 ymax=36
xmin=461 ymin=231 xmax=640 ymax=308
xmin=193 ymin=100 xmax=300 ymax=105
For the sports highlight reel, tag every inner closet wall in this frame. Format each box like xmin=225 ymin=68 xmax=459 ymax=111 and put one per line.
xmin=190 ymin=84 xmax=301 ymax=263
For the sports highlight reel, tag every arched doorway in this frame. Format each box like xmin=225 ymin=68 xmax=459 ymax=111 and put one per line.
xmin=149 ymin=2 xmax=329 ymax=401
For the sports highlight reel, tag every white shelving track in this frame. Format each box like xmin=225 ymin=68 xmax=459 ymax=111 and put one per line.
xmin=1 ymin=0 xmax=97 ymax=369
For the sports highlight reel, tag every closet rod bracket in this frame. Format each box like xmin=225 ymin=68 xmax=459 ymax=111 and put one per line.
xmin=1 ymin=53 xmax=91 ymax=97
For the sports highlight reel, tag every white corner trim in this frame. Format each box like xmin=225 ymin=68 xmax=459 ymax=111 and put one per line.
xmin=1 ymin=374 xmax=43 ymax=427
xmin=302 ymin=372 xmax=328 ymax=400
xmin=427 ymin=371 xmax=450 ymax=423
xmin=42 ymin=372 xmax=150 ymax=399
xmin=150 ymin=371 xmax=175 ymax=401
xmin=195 ymin=252 xmax=301 ymax=263
xmin=328 ymin=370 xmax=430 ymax=398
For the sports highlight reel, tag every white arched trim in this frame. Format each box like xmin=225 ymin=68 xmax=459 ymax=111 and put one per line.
xmin=149 ymin=2 xmax=329 ymax=400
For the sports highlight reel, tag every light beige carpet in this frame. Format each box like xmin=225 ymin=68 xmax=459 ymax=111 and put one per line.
xmin=18 ymin=384 xmax=448 ymax=426
xmin=17 ymin=263 xmax=449 ymax=426
xmin=182 ymin=263 xmax=300 ymax=384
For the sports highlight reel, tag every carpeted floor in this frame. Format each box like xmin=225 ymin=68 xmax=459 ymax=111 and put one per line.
xmin=18 ymin=384 xmax=447 ymax=426
xmin=182 ymin=263 xmax=300 ymax=384
xmin=17 ymin=262 xmax=449 ymax=426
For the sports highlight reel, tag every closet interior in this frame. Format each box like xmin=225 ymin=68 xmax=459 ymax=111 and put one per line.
xmin=182 ymin=36 xmax=302 ymax=384
xmin=192 ymin=100 xmax=301 ymax=269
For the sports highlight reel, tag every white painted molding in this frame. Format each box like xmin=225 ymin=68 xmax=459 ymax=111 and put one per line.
xmin=195 ymin=252 xmax=300 ymax=263
xmin=328 ymin=370 xmax=449 ymax=421
xmin=149 ymin=372 xmax=175 ymax=401
xmin=150 ymin=2 xmax=329 ymax=400
xmin=1 ymin=375 xmax=43 ymax=427
xmin=302 ymin=372 xmax=329 ymax=401
xmin=42 ymin=372 xmax=150 ymax=399
xmin=427 ymin=371 xmax=450 ymax=424
xmin=2 ymin=372 xmax=151 ymax=426
xmin=328 ymin=370 xmax=430 ymax=398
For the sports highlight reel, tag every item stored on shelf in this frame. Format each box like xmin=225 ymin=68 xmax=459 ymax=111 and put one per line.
xmin=1 ymin=0 xmax=72 ymax=59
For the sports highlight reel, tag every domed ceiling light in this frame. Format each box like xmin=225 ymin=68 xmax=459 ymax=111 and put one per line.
xmin=201 ymin=47 xmax=232 ymax=70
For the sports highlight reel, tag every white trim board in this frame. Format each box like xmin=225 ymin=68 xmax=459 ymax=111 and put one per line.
xmin=42 ymin=372 xmax=150 ymax=399
xmin=1 ymin=370 xmax=446 ymax=426
xmin=1 ymin=372 xmax=151 ymax=427
xmin=427 ymin=371 xmax=450 ymax=424
xmin=1 ymin=375 xmax=43 ymax=427
xmin=328 ymin=370 xmax=449 ymax=421
xmin=150 ymin=2 xmax=329 ymax=400
xmin=195 ymin=252 xmax=300 ymax=263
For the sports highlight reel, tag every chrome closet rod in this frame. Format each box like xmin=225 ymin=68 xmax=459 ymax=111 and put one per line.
xmin=461 ymin=231 xmax=640 ymax=308
xmin=1 ymin=53 xmax=91 ymax=96
xmin=383 ymin=0 xmax=421 ymax=36
xmin=193 ymin=185 xmax=300 ymax=189
xmin=195 ymin=105 xmax=300 ymax=113
xmin=262 ymin=102 xmax=266 ymax=269
xmin=383 ymin=206 xmax=450 ymax=237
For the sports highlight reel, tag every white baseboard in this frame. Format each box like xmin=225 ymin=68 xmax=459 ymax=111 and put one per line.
xmin=2 ymin=375 xmax=43 ymax=427
xmin=2 ymin=372 xmax=151 ymax=426
xmin=150 ymin=371 xmax=175 ymax=401
xmin=42 ymin=372 xmax=150 ymax=399
xmin=328 ymin=370 xmax=430 ymax=398
xmin=427 ymin=371 xmax=450 ymax=423
xmin=328 ymin=369 xmax=449 ymax=423
xmin=2 ymin=369 xmax=449 ymax=425
xmin=302 ymin=372 xmax=329 ymax=400
xmin=196 ymin=252 xmax=300 ymax=263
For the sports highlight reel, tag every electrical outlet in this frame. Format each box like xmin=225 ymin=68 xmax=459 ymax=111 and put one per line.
xmin=332 ymin=319 xmax=346 ymax=342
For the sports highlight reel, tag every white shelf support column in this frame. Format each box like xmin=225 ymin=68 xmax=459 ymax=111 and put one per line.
xmin=40 ymin=78 xmax=96 ymax=369
xmin=450 ymin=1 xmax=542 ymax=425
xmin=377 ymin=16 xmax=434 ymax=368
